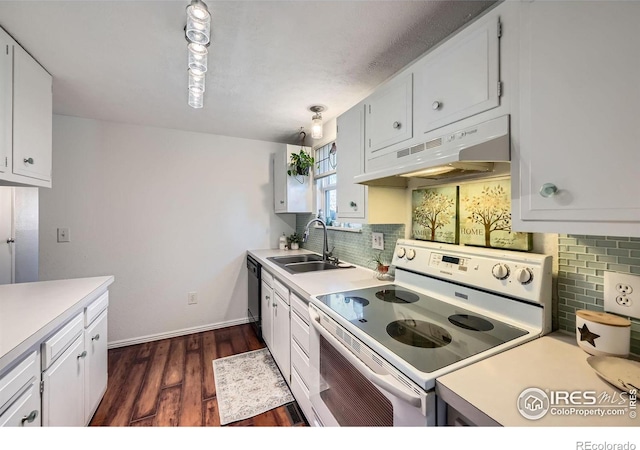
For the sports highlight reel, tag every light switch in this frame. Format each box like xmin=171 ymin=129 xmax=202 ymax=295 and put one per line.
xmin=57 ymin=227 xmax=70 ymax=243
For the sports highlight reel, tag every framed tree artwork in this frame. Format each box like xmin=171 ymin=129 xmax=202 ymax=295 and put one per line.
xmin=411 ymin=186 xmax=457 ymax=244
xmin=459 ymin=179 xmax=532 ymax=250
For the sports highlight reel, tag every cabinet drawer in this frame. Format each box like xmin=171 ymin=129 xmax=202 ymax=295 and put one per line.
xmin=42 ymin=312 xmax=83 ymax=369
xmin=291 ymin=340 xmax=310 ymax=386
xmin=291 ymin=310 xmax=310 ymax=356
xmin=262 ymin=269 xmax=274 ymax=288
xmin=85 ymin=291 xmax=109 ymax=327
xmin=290 ymin=368 xmax=311 ymax=425
xmin=274 ymin=278 xmax=289 ymax=305
xmin=0 ymin=382 xmax=40 ymax=427
xmin=290 ymin=293 xmax=309 ymax=324
xmin=0 ymin=351 xmax=38 ymax=413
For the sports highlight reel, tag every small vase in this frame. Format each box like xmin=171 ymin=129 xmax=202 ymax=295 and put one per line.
xmin=290 ymin=243 xmax=299 ymax=250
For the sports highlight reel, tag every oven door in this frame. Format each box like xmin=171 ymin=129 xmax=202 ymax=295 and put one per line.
xmin=308 ymin=304 xmax=435 ymax=427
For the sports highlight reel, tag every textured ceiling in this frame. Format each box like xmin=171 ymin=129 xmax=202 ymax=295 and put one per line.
xmin=0 ymin=1 xmax=497 ymax=144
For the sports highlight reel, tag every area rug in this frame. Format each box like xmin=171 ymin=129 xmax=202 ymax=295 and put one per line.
xmin=213 ymin=348 xmax=294 ymax=425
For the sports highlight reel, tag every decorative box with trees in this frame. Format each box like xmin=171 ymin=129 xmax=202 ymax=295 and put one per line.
xmin=459 ymin=179 xmax=531 ymax=250
xmin=411 ymin=186 xmax=457 ymax=244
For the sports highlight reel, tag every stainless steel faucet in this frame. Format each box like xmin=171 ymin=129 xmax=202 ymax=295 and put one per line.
xmin=303 ymin=218 xmax=333 ymax=261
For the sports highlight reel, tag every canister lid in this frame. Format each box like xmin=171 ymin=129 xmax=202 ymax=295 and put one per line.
xmin=576 ymin=310 xmax=631 ymax=327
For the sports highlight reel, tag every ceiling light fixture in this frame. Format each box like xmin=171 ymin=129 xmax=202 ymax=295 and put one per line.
xmin=309 ymin=106 xmax=325 ymax=139
xmin=185 ymin=0 xmax=211 ymax=109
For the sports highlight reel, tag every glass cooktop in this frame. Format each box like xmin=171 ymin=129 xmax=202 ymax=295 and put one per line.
xmin=315 ymin=284 xmax=528 ymax=374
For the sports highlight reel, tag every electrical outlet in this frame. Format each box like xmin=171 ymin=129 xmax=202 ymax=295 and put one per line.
xmin=604 ymin=272 xmax=640 ymax=319
xmin=57 ymin=227 xmax=70 ymax=243
xmin=372 ymin=232 xmax=384 ymax=250
xmin=188 ymin=292 xmax=198 ymax=305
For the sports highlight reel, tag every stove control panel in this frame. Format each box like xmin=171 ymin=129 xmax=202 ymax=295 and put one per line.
xmin=429 ymin=253 xmax=469 ymax=272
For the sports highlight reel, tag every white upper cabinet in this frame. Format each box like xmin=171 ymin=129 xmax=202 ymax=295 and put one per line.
xmin=413 ymin=15 xmax=500 ymax=135
xmin=364 ymin=73 xmax=413 ymax=158
xmin=0 ymin=27 xmax=52 ymax=188
xmin=273 ymin=145 xmax=313 ymax=214
xmin=336 ymin=103 xmax=366 ymax=220
xmin=513 ymin=1 xmax=640 ymax=236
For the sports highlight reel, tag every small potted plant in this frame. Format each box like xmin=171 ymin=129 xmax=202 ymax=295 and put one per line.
xmin=371 ymin=252 xmax=390 ymax=279
xmin=288 ymin=232 xmax=302 ymax=250
xmin=287 ymin=148 xmax=315 ymax=181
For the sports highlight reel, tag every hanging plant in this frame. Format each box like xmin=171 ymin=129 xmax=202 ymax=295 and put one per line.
xmin=287 ymin=148 xmax=315 ymax=178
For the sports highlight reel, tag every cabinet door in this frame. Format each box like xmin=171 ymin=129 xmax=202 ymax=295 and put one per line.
xmin=336 ymin=103 xmax=366 ymax=220
xmin=12 ymin=43 xmax=52 ymax=182
xmin=414 ymin=15 xmax=500 ymax=135
xmin=273 ymin=150 xmax=287 ymax=212
xmin=0 ymin=383 xmax=40 ymax=427
xmin=261 ymin=280 xmax=274 ymax=350
xmin=272 ymin=291 xmax=290 ymax=384
xmin=517 ymin=1 xmax=640 ymax=225
xmin=365 ymin=73 xmax=413 ymax=156
xmin=42 ymin=334 xmax=85 ymax=426
xmin=0 ymin=29 xmax=12 ymax=174
xmin=84 ymin=310 xmax=108 ymax=424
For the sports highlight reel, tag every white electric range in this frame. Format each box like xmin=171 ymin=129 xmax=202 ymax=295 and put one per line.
xmin=307 ymin=239 xmax=552 ymax=426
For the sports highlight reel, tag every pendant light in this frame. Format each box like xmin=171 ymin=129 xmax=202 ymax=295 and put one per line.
xmin=309 ymin=105 xmax=325 ymax=139
xmin=185 ymin=0 xmax=211 ymax=109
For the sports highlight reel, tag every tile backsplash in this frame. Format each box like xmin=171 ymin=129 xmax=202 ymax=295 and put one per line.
xmin=557 ymin=235 xmax=640 ymax=355
xmin=295 ymin=213 xmax=405 ymax=272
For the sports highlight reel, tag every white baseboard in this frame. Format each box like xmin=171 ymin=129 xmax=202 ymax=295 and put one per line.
xmin=107 ymin=317 xmax=251 ymax=349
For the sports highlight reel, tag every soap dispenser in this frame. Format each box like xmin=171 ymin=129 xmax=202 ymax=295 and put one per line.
xmin=279 ymin=233 xmax=287 ymax=250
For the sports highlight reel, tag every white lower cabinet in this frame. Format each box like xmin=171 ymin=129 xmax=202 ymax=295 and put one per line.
xmin=289 ymin=293 xmax=313 ymax=423
xmin=272 ymin=280 xmax=291 ymax=384
xmin=42 ymin=334 xmax=85 ymax=426
xmin=84 ymin=310 xmax=108 ymax=424
xmin=41 ymin=292 xmax=109 ymax=426
xmin=0 ymin=351 xmax=40 ymax=427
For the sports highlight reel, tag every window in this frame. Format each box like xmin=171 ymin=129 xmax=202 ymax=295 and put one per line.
xmin=314 ymin=142 xmax=362 ymax=231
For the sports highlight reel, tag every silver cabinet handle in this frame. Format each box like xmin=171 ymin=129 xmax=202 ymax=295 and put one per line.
xmin=272 ymin=302 xmax=277 ymax=308
xmin=21 ymin=410 xmax=38 ymax=425
xmin=279 ymin=200 xmax=285 ymax=204
xmin=432 ymin=101 xmax=441 ymax=110
xmin=349 ymin=201 xmax=357 ymax=208
xmin=539 ymin=183 xmax=558 ymax=198
xmin=6 ymin=238 xmax=14 ymax=244
xmin=392 ymin=121 xmax=401 ymax=129
xmin=92 ymin=334 xmax=100 ymax=341
xmin=77 ymin=350 xmax=87 ymax=359
xmin=23 ymin=157 xmax=34 ymax=164
xmin=265 ymin=295 xmax=270 ymax=300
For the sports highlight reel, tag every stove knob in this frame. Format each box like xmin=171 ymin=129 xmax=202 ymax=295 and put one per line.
xmin=406 ymin=249 xmax=416 ymax=260
xmin=492 ymin=263 xmax=510 ymax=280
xmin=515 ymin=268 xmax=534 ymax=284
xmin=396 ymin=247 xmax=406 ymax=258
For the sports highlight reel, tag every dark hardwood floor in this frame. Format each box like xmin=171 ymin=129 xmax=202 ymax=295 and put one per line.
xmin=90 ymin=324 xmax=306 ymax=427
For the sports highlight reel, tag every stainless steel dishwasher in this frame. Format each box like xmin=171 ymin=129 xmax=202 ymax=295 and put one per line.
xmin=246 ymin=255 xmax=262 ymax=340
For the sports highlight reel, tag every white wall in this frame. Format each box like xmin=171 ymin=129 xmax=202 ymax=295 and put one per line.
xmin=39 ymin=115 xmax=295 ymax=344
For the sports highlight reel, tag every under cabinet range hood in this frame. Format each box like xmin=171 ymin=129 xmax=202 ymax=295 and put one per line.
xmin=354 ymin=115 xmax=510 ymax=187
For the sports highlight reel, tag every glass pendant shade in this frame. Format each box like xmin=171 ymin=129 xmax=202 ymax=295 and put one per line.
xmin=186 ymin=2 xmax=211 ymax=45
xmin=311 ymin=113 xmax=323 ymax=139
xmin=188 ymin=90 xmax=204 ymax=109
xmin=188 ymin=69 xmax=205 ymax=94
xmin=188 ymin=43 xmax=208 ymax=75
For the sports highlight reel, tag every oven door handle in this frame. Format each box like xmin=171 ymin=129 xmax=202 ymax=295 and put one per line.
xmin=309 ymin=308 xmax=422 ymax=407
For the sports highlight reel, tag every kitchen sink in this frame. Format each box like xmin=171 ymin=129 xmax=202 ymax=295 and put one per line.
xmin=267 ymin=255 xmax=353 ymax=274
xmin=267 ymin=254 xmax=323 ymax=265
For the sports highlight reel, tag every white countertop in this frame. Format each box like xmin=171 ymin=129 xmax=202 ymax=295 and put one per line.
xmin=436 ymin=332 xmax=639 ymax=426
xmin=0 ymin=276 xmax=115 ymax=372
xmin=247 ymin=248 xmax=389 ymax=300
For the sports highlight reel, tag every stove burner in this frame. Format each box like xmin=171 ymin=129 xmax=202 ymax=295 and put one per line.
xmin=343 ymin=296 xmax=370 ymax=307
xmin=375 ymin=288 xmax=419 ymax=304
xmin=386 ymin=320 xmax=452 ymax=348
xmin=448 ymin=314 xmax=494 ymax=332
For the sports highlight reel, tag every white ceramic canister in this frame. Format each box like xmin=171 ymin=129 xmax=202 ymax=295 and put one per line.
xmin=575 ymin=310 xmax=631 ymax=357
